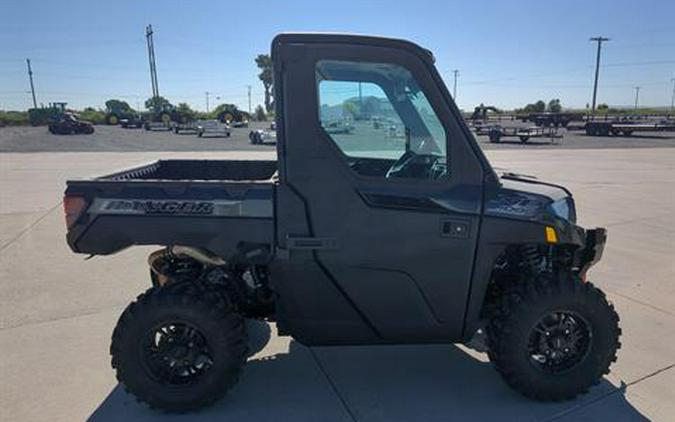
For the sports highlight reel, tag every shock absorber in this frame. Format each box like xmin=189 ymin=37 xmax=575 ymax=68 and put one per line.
xmin=520 ymin=245 xmax=544 ymax=273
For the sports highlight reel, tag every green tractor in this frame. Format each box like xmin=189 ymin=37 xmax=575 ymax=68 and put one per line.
xmin=28 ymin=102 xmax=68 ymax=126
xmin=105 ymin=100 xmax=138 ymax=125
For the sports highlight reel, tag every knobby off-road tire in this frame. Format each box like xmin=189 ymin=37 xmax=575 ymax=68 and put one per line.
xmin=111 ymin=282 xmax=248 ymax=412
xmin=486 ymin=272 xmax=620 ymax=401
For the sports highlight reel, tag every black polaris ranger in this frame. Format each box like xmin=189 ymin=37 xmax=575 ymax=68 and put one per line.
xmin=64 ymin=34 xmax=620 ymax=412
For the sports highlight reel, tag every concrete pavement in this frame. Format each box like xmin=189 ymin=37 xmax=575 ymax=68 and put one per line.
xmin=0 ymin=149 xmax=673 ymax=421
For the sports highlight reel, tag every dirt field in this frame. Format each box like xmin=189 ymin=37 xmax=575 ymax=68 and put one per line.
xmin=1 ymin=123 xmax=673 ymax=152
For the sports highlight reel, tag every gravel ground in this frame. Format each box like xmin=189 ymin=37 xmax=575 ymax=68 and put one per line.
xmin=0 ymin=122 xmax=673 ymax=152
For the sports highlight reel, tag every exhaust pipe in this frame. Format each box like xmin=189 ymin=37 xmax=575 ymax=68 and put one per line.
xmin=169 ymin=245 xmax=227 ymax=266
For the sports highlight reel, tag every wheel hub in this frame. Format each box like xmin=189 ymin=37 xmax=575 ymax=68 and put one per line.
xmin=143 ymin=322 xmax=213 ymax=385
xmin=528 ymin=311 xmax=591 ymax=373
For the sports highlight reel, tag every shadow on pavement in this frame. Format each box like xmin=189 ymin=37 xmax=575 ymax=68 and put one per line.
xmin=88 ymin=322 xmax=646 ymax=422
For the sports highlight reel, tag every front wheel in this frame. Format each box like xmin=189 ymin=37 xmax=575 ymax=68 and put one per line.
xmin=111 ymin=282 xmax=247 ymax=412
xmin=487 ymin=273 xmax=620 ymax=401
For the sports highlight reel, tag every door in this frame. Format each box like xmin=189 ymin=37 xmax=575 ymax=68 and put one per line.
xmin=271 ymin=34 xmax=488 ymax=345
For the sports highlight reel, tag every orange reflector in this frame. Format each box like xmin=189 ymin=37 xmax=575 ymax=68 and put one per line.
xmin=545 ymin=226 xmax=558 ymax=243
xmin=63 ymin=196 xmax=88 ymax=229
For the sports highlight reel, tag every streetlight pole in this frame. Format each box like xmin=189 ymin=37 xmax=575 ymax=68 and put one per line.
xmin=633 ymin=86 xmax=640 ymax=112
xmin=589 ymin=36 xmax=610 ymax=115
xmin=205 ymin=91 xmax=210 ymax=113
xmin=247 ymin=85 xmax=252 ymax=115
xmin=671 ymin=77 xmax=675 ymax=113
xmin=452 ymin=69 xmax=459 ymax=100
xmin=26 ymin=59 xmax=37 ymax=109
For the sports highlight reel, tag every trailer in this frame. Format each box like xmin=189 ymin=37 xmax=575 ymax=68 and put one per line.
xmin=487 ymin=125 xmax=562 ymax=143
xmin=144 ymin=121 xmax=173 ymax=131
xmin=584 ymin=120 xmax=675 ymax=136
xmin=173 ymin=121 xmax=199 ymax=134
xmin=521 ymin=112 xmax=584 ymax=128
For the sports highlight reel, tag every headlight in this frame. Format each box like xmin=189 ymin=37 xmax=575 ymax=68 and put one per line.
xmin=550 ymin=197 xmax=576 ymax=222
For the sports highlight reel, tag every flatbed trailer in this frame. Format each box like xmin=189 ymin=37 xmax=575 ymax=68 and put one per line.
xmin=487 ymin=125 xmax=562 ymax=143
xmin=144 ymin=121 xmax=173 ymax=131
xmin=520 ymin=112 xmax=585 ymax=128
xmin=584 ymin=120 xmax=675 ymax=136
xmin=173 ymin=121 xmax=199 ymax=134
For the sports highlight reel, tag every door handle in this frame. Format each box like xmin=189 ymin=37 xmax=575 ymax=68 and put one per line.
xmin=440 ymin=219 xmax=470 ymax=238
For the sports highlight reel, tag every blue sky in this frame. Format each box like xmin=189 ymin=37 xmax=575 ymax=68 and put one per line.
xmin=1 ymin=0 xmax=673 ymax=112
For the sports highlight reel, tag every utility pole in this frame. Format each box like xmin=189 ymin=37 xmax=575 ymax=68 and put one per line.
xmin=589 ymin=36 xmax=610 ymax=115
xmin=452 ymin=69 xmax=459 ymax=100
xmin=670 ymin=77 xmax=675 ymax=113
xmin=205 ymin=91 xmax=210 ymax=113
xmin=146 ymin=25 xmax=160 ymax=104
xmin=246 ymin=85 xmax=252 ymax=115
xmin=633 ymin=86 xmax=640 ymax=111
xmin=26 ymin=59 xmax=37 ymax=108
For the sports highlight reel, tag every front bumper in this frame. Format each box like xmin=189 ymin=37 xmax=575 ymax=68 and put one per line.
xmin=576 ymin=228 xmax=607 ymax=278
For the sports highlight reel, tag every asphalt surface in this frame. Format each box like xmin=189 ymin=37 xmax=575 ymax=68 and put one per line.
xmin=1 ymin=122 xmax=674 ymax=152
xmin=0 ymin=143 xmax=674 ymax=421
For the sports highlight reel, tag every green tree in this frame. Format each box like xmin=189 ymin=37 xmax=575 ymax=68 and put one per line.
xmin=254 ymin=105 xmax=266 ymax=121
xmin=255 ymin=54 xmax=274 ymax=113
xmin=79 ymin=107 xmax=106 ymax=124
xmin=210 ymin=103 xmax=244 ymax=121
xmin=343 ymin=101 xmax=357 ymax=117
xmin=176 ymin=102 xmax=196 ymax=121
xmin=547 ymin=99 xmax=562 ymax=113
xmin=145 ymin=96 xmax=172 ymax=112
xmin=523 ymin=100 xmax=546 ymax=113
xmin=597 ymin=103 xmax=609 ymax=110
xmin=104 ymin=99 xmax=133 ymax=113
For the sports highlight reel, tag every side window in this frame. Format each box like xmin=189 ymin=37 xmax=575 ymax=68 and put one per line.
xmin=317 ymin=60 xmax=448 ymax=181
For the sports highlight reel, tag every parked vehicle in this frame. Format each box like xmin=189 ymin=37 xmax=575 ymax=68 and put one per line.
xmin=584 ymin=119 xmax=675 ymax=136
xmin=64 ymin=34 xmax=620 ymax=412
xmin=48 ymin=113 xmax=94 ymax=134
xmin=144 ymin=121 xmax=172 ymax=131
xmin=323 ymin=120 xmax=353 ymax=134
xmin=197 ymin=119 xmax=231 ymax=137
xmin=521 ymin=112 xmax=585 ymax=128
xmin=231 ymin=120 xmax=249 ymax=128
xmin=488 ymin=125 xmax=562 ymax=143
xmin=249 ymin=129 xmax=276 ymax=144
xmin=120 ymin=115 xmax=144 ymax=128
xmin=173 ymin=121 xmax=199 ymax=134
xmin=106 ymin=105 xmax=138 ymax=126
xmin=28 ymin=102 xmax=69 ymax=126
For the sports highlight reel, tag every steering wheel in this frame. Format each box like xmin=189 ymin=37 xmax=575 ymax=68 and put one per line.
xmin=386 ymin=151 xmax=447 ymax=180
xmin=385 ymin=150 xmax=417 ymax=179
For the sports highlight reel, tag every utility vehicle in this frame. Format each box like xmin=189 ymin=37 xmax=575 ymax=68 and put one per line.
xmin=49 ymin=112 xmax=94 ymax=135
xmin=64 ymin=33 xmax=620 ymax=412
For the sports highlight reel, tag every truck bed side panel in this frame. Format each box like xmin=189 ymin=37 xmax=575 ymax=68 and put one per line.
xmin=66 ymin=179 xmax=274 ymax=257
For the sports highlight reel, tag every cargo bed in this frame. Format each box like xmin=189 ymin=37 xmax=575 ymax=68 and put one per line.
xmin=65 ymin=159 xmax=278 ymax=256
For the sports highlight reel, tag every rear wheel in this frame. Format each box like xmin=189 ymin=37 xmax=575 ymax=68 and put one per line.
xmin=486 ymin=273 xmax=620 ymax=401
xmin=111 ymin=282 xmax=247 ymax=412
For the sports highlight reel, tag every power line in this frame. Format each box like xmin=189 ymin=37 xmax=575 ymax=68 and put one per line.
xmin=590 ymin=36 xmax=610 ymax=114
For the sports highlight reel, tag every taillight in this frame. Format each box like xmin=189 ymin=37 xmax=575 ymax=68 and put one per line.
xmin=63 ymin=195 xmax=88 ymax=229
